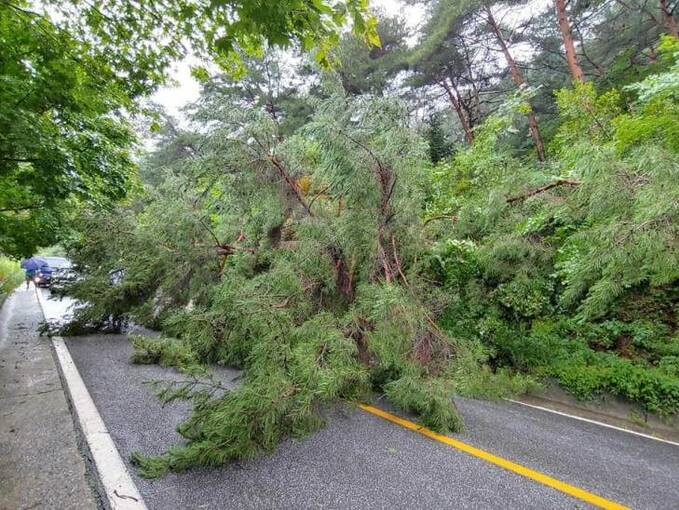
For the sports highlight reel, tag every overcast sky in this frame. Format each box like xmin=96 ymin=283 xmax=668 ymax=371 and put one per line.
xmin=151 ymin=0 xmax=425 ymax=117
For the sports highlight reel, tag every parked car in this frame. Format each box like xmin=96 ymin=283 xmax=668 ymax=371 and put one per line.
xmin=37 ymin=257 xmax=73 ymax=288
xmin=34 ymin=264 xmax=53 ymax=287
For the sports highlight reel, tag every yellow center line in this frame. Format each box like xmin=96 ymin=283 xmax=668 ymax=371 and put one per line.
xmin=358 ymin=403 xmax=629 ymax=510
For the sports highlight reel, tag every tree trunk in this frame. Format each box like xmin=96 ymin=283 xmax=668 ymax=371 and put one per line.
xmin=440 ymin=79 xmax=474 ymax=144
xmin=267 ymin=155 xmax=314 ymax=217
xmin=555 ymin=0 xmax=586 ymax=82
xmin=329 ymin=246 xmax=355 ymax=302
xmin=660 ymin=0 xmax=679 ymax=38
xmin=460 ymin=37 xmax=482 ymax=127
xmin=526 ymin=112 xmax=545 ymax=161
xmin=485 ymin=8 xmax=546 ymax=161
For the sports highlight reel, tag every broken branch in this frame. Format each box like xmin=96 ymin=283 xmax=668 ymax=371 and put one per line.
xmin=507 ymin=179 xmax=581 ymax=204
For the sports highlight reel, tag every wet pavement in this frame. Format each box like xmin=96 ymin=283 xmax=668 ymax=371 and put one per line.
xmin=0 ymin=287 xmax=97 ymax=510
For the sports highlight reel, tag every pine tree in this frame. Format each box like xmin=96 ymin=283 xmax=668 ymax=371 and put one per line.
xmin=426 ymin=113 xmax=453 ymax=163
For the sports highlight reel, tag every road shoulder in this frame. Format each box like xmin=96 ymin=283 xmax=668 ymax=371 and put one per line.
xmin=0 ymin=288 xmax=98 ymax=510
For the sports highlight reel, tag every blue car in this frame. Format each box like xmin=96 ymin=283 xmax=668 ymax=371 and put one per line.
xmin=35 ymin=257 xmax=71 ymax=288
xmin=34 ymin=264 xmax=54 ymax=287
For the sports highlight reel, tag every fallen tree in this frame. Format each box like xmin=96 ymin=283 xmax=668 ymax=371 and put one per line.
xmin=64 ymin=95 xmax=487 ymax=477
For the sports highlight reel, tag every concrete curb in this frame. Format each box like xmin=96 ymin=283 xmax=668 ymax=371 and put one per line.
xmin=510 ymin=383 xmax=679 ymax=445
xmin=507 ymin=399 xmax=679 ymax=447
xmin=36 ymin=289 xmax=147 ymax=510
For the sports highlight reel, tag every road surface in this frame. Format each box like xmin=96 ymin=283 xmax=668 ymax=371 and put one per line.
xmin=16 ymin=289 xmax=679 ymax=508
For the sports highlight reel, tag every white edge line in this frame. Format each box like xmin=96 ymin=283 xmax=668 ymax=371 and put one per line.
xmin=507 ymin=398 xmax=679 ymax=447
xmin=36 ymin=289 xmax=148 ymax=510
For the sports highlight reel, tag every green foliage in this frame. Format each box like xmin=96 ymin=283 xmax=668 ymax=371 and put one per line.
xmin=625 ymin=36 xmax=679 ymax=105
xmin=553 ymin=83 xmax=622 ymax=150
xmin=335 ymin=15 xmax=409 ymax=95
xmin=0 ymin=4 xmax=138 ymax=256
xmin=427 ymin=239 xmax=479 ymax=291
xmin=40 ymin=0 xmax=377 ymax=74
xmin=0 ymin=257 xmax=23 ymax=295
xmin=550 ymin=353 xmax=679 ymax=416
xmin=445 ymin=339 xmax=541 ymax=400
xmin=130 ymin=335 xmax=204 ymax=374
xmin=384 ymin=376 xmax=463 ymax=432
xmin=615 ymin=38 xmax=679 ymax=153
xmin=425 ymin=113 xmax=453 ymax=164
xmin=483 ymin=317 xmax=679 ymax=415
xmin=1 ymin=0 xmax=377 ymax=257
xmin=37 ymin=245 xmax=67 ymax=257
xmin=495 ymin=274 xmax=553 ymax=319
xmin=131 ymin=313 xmax=371 ymax=477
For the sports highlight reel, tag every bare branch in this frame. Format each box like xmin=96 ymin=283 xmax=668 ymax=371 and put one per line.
xmin=507 ymin=179 xmax=581 ymax=204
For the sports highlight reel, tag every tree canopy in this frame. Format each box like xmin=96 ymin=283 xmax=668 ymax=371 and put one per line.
xmin=0 ymin=5 xmax=137 ymax=255
xmin=0 ymin=0 xmax=376 ymax=256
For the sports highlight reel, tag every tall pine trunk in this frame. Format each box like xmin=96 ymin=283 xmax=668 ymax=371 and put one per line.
xmin=440 ymin=79 xmax=474 ymax=144
xmin=659 ymin=0 xmax=679 ymax=38
xmin=555 ymin=0 xmax=586 ymax=82
xmin=485 ymin=8 xmax=546 ymax=161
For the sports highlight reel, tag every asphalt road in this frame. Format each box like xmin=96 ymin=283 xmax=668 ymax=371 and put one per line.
xmin=40 ymin=291 xmax=679 ymax=509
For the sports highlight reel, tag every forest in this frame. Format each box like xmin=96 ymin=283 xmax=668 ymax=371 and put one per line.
xmin=1 ymin=0 xmax=678 ymax=477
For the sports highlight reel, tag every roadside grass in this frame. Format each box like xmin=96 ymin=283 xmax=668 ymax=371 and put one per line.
xmin=474 ymin=316 xmax=679 ymax=416
xmin=0 ymin=256 xmax=23 ymax=302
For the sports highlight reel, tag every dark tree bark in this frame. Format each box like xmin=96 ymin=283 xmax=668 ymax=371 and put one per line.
xmin=440 ymin=79 xmax=475 ymax=144
xmin=485 ymin=8 xmax=546 ymax=161
xmin=329 ymin=246 xmax=355 ymax=302
xmin=507 ymin=179 xmax=581 ymax=204
xmin=660 ymin=0 xmax=679 ymax=38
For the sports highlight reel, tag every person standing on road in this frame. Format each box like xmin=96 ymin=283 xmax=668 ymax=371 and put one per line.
xmin=20 ymin=256 xmax=47 ymax=290
xmin=24 ymin=267 xmax=36 ymax=289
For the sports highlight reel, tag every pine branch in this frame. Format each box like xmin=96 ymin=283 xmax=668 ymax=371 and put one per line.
xmin=267 ymin=154 xmax=314 ymax=217
xmin=307 ymin=182 xmax=332 ymax=210
xmin=507 ymin=179 xmax=581 ymax=204
xmin=423 ymin=214 xmax=459 ymax=226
